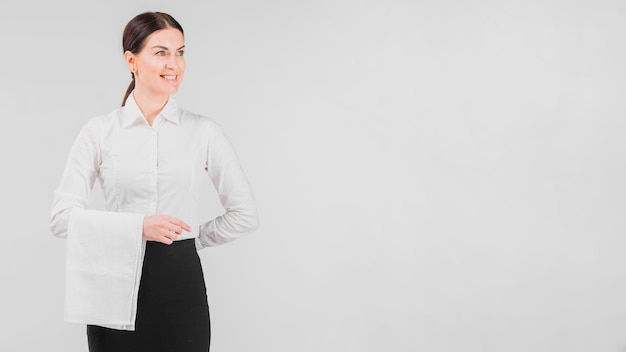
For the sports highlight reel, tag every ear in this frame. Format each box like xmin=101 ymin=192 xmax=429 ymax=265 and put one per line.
xmin=124 ymin=51 xmax=136 ymax=73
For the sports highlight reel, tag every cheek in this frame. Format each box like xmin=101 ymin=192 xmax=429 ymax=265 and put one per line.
xmin=137 ymin=58 xmax=160 ymax=76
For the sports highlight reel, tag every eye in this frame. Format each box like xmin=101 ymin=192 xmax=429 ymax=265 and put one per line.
xmin=176 ymin=50 xmax=185 ymax=56
xmin=155 ymin=51 xmax=166 ymax=56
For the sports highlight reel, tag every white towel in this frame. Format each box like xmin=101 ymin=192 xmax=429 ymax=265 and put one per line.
xmin=64 ymin=208 xmax=146 ymax=331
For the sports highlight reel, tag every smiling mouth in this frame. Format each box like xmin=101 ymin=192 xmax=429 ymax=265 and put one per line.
xmin=161 ymin=75 xmax=177 ymax=80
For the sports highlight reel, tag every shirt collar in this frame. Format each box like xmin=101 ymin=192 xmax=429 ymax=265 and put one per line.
xmin=122 ymin=92 xmax=180 ymax=128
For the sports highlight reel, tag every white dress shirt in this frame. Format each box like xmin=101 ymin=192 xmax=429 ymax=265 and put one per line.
xmin=50 ymin=93 xmax=259 ymax=330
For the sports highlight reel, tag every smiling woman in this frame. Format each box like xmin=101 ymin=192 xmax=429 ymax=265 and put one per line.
xmin=121 ymin=12 xmax=186 ymax=123
xmin=49 ymin=11 xmax=259 ymax=352
xmin=124 ymin=28 xmax=186 ymax=118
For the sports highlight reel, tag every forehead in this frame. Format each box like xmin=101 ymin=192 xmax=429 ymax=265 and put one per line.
xmin=144 ymin=28 xmax=185 ymax=48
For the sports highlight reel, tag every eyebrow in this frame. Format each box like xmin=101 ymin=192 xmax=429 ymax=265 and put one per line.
xmin=152 ymin=45 xmax=186 ymax=50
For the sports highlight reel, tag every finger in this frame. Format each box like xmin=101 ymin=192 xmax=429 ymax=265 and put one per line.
xmin=165 ymin=223 xmax=182 ymax=234
xmin=170 ymin=218 xmax=192 ymax=232
xmin=168 ymin=230 xmax=179 ymax=239
xmin=160 ymin=236 xmax=173 ymax=245
xmin=160 ymin=229 xmax=179 ymax=242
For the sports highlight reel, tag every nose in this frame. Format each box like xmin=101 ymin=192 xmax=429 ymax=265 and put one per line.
xmin=165 ymin=56 xmax=178 ymax=70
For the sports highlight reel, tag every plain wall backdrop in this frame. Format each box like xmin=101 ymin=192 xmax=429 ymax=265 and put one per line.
xmin=1 ymin=0 xmax=626 ymax=351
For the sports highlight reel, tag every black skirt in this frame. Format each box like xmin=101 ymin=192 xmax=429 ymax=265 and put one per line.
xmin=87 ymin=239 xmax=210 ymax=352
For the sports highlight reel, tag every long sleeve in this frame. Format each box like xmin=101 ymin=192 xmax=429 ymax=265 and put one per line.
xmin=195 ymin=124 xmax=259 ymax=250
xmin=50 ymin=118 xmax=101 ymax=239
xmin=50 ymin=117 xmax=146 ymax=330
xmin=50 ymin=117 xmax=145 ymax=239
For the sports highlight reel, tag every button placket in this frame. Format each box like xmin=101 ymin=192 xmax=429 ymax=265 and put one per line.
xmin=148 ymin=128 xmax=158 ymax=214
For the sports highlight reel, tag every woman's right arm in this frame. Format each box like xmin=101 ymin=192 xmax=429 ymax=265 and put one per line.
xmin=50 ymin=117 xmax=104 ymax=238
xmin=51 ymin=117 xmax=146 ymax=326
xmin=50 ymin=117 xmax=190 ymax=244
xmin=49 ymin=117 xmax=148 ymax=242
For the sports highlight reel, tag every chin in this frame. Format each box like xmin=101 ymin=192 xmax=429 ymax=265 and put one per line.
xmin=167 ymin=83 xmax=181 ymax=94
xmin=156 ymin=86 xmax=179 ymax=96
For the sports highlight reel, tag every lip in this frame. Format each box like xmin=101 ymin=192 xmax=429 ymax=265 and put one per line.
xmin=160 ymin=75 xmax=178 ymax=80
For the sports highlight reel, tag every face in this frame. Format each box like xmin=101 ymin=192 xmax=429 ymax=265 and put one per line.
xmin=125 ymin=28 xmax=186 ymax=98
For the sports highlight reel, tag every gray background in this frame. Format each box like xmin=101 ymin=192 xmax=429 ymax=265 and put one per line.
xmin=1 ymin=0 xmax=626 ymax=351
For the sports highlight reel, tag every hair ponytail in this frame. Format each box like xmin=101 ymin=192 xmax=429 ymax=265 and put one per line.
xmin=122 ymin=74 xmax=135 ymax=106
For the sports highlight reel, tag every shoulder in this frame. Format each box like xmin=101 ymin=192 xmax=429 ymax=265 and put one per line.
xmin=84 ymin=114 xmax=110 ymax=128
xmin=86 ymin=105 xmax=125 ymax=125
xmin=77 ymin=107 xmax=123 ymax=139
xmin=179 ymin=109 xmax=226 ymax=135
xmin=78 ymin=115 xmax=106 ymax=137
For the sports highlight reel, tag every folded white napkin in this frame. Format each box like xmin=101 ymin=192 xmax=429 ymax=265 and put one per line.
xmin=64 ymin=209 xmax=145 ymax=331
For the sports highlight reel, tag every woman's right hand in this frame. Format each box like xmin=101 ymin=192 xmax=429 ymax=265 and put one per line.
xmin=143 ymin=215 xmax=192 ymax=245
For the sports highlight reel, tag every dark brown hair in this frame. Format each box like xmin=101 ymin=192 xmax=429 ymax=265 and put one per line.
xmin=121 ymin=12 xmax=184 ymax=106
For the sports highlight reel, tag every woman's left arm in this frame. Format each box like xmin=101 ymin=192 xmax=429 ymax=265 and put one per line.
xmin=196 ymin=123 xmax=259 ymax=250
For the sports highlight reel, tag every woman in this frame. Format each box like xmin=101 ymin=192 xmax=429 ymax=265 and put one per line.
xmin=50 ymin=11 xmax=259 ymax=352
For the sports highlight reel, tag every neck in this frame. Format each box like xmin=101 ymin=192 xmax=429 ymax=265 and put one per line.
xmin=132 ymin=89 xmax=170 ymax=126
